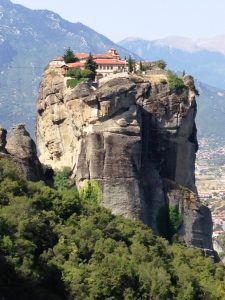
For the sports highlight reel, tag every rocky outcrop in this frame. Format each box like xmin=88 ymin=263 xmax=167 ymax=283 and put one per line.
xmin=164 ymin=180 xmax=212 ymax=246
xmin=36 ymin=67 xmax=214 ymax=252
xmin=2 ymin=124 xmax=43 ymax=181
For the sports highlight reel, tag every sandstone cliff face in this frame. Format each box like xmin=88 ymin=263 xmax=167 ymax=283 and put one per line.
xmin=0 ymin=124 xmax=43 ymax=181
xmin=36 ymin=67 xmax=213 ymax=251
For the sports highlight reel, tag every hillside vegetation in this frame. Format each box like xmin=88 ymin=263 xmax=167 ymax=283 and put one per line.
xmin=0 ymin=158 xmax=225 ymax=300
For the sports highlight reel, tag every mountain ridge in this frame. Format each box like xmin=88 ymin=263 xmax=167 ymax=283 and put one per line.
xmin=119 ymin=34 xmax=225 ymax=55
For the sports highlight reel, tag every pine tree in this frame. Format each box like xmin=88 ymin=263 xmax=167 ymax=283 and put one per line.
xmin=140 ymin=61 xmax=145 ymax=72
xmin=63 ymin=47 xmax=76 ymax=63
xmin=85 ymin=53 xmax=97 ymax=80
xmin=128 ymin=56 xmax=133 ymax=73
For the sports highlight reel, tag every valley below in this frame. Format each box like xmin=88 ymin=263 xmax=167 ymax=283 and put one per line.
xmin=196 ymin=137 xmax=225 ymax=196
xmin=196 ymin=137 xmax=225 ymax=254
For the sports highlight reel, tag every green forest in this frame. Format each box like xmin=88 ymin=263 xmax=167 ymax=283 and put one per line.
xmin=0 ymin=158 xmax=225 ymax=300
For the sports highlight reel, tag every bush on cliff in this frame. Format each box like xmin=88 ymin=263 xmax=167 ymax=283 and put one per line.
xmin=54 ymin=167 xmax=71 ymax=191
xmin=66 ymin=78 xmax=86 ymax=89
xmin=66 ymin=68 xmax=82 ymax=78
xmin=66 ymin=68 xmax=93 ymax=88
xmin=168 ymin=73 xmax=185 ymax=93
xmin=66 ymin=68 xmax=93 ymax=79
xmin=0 ymin=158 xmax=225 ymax=300
xmin=155 ymin=59 xmax=167 ymax=69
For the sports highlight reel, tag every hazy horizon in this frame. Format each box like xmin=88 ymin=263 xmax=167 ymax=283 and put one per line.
xmin=10 ymin=0 xmax=225 ymax=43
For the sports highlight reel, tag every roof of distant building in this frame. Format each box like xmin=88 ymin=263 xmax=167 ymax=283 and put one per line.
xmin=95 ymin=58 xmax=126 ymax=65
xmin=59 ymin=49 xmax=127 ymax=69
xmin=65 ymin=62 xmax=85 ymax=68
xmin=75 ymin=53 xmax=89 ymax=60
xmin=53 ymin=56 xmax=64 ymax=61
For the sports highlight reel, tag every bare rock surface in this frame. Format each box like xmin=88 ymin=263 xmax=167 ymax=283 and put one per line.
xmin=36 ymin=67 xmax=214 ymax=252
xmin=5 ymin=124 xmax=43 ymax=181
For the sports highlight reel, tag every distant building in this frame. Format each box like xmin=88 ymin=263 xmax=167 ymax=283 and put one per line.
xmin=199 ymin=193 xmax=211 ymax=199
xmin=49 ymin=56 xmax=64 ymax=67
xmin=60 ymin=48 xmax=128 ymax=78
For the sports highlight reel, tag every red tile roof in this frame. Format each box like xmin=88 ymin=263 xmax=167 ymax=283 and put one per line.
xmin=95 ymin=59 xmax=126 ymax=65
xmin=66 ymin=62 xmax=85 ymax=68
xmin=94 ymin=54 xmax=112 ymax=59
xmin=75 ymin=53 xmax=89 ymax=60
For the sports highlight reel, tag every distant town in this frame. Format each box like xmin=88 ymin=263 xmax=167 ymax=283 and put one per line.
xmin=196 ymin=136 xmax=225 ymax=240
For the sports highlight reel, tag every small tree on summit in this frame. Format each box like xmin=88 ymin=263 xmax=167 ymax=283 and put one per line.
xmin=85 ymin=53 xmax=97 ymax=80
xmin=139 ymin=61 xmax=144 ymax=72
xmin=63 ymin=47 xmax=77 ymax=63
xmin=128 ymin=55 xmax=134 ymax=73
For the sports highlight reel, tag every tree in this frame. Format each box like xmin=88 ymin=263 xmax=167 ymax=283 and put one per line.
xmin=128 ymin=56 xmax=134 ymax=73
xmin=85 ymin=53 xmax=97 ymax=80
xmin=80 ymin=180 xmax=101 ymax=205
xmin=63 ymin=47 xmax=76 ymax=63
xmin=54 ymin=167 xmax=71 ymax=191
xmin=66 ymin=68 xmax=82 ymax=79
xmin=168 ymin=205 xmax=183 ymax=237
xmin=155 ymin=59 xmax=167 ymax=69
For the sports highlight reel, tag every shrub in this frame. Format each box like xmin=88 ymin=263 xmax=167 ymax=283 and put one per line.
xmin=66 ymin=68 xmax=93 ymax=80
xmin=54 ymin=167 xmax=71 ymax=191
xmin=66 ymin=68 xmax=81 ymax=79
xmin=67 ymin=79 xmax=78 ymax=88
xmin=81 ymin=69 xmax=93 ymax=79
xmin=0 ymin=158 xmax=22 ymax=181
xmin=1 ymin=159 xmax=225 ymax=299
xmin=168 ymin=74 xmax=185 ymax=93
xmin=66 ymin=78 xmax=85 ymax=89
xmin=160 ymin=79 xmax=167 ymax=85
xmin=80 ymin=180 xmax=102 ymax=205
xmin=155 ymin=59 xmax=167 ymax=69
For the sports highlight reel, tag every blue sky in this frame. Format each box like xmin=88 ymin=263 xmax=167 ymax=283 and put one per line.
xmin=11 ymin=0 xmax=225 ymax=42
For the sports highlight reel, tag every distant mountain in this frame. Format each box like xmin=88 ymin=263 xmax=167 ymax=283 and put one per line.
xmin=0 ymin=0 xmax=134 ymax=135
xmin=154 ymin=35 xmax=225 ymax=56
xmin=196 ymin=82 xmax=225 ymax=140
xmin=119 ymin=37 xmax=225 ymax=89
